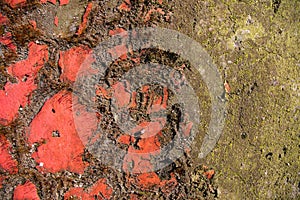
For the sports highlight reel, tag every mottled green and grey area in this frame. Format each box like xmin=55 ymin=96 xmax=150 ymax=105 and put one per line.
xmin=167 ymin=0 xmax=299 ymax=198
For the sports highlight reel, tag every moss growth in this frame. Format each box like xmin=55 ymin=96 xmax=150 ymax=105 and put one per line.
xmin=168 ymin=0 xmax=299 ymax=198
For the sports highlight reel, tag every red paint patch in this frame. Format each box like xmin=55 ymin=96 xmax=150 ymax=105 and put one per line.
xmin=109 ymin=27 xmax=126 ymax=36
xmin=112 ymin=81 xmax=131 ymax=108
xmin=114 ymin=84 xmax=171 ymax=174
xmin=117 ymin=134 xmax=133 ymax=145
xmin=224 ymin=81 xmax=230 ymax=93
xmin=76 ymin=3 xmax=93 ymax=35
xmin=181 ymin=121 xmax=193 ymax=137
xmin=0 ymin=134 xmax=18 ymax=174
xmin=129 ymin=194 xmax=139 ymax=200
xmin=64 ymin=178 xmax=112 ymax=200
xmin=0 ymin=80 xmax=36 ymax=125
xmin=203 ymin=169 xmax=215 ymax=180
xmin=5 ymin=0 xmax=58 ymax=8
xmin=27 ymin=90 xmax=88 ymax=173
xmin=130 ymin=57 xmax=140 ymax=64
xmin=0 ymin=42 xmax=48 ymax=126
xmin=58 ymin=45 xmax=95 ymax=83
xmin=13 ymin=181 xmax=40 ymax=200
xmin=144 ymin=8 xmax=165 ymax=22
xmin=54 ymin=16 xmax=59 ymax=27
xmin=96 ymin=86 xmax=111 ymax=99
xmin=73 ymin=96 xmax=99 ymax=146
xmin=146 ymin=87 xmax=168 ymax=113
xmin=136 ymin=172 xmax=161 ymax=188
xmin=29 ymin=20 xmax=37 ymax=30
xmin=0 ymin=176 xmax=6 ymax=189
xmin=118 ymin=0 xmax=131 ymax=12
xmin=129 ymin=119 xmax=166 ymax=138
xmin=4 ymin=0 xmax=26 ymax=8
xmin=112 ymin=82 xmax=179 ymax=193
xmin=40 ymin=0 xmax=56 ymax=4
xmin=128 ymin=91 xmax=137 ymax=108
xmin=129 ymin=172 xmax=177 ymax=192
xmin=0 ymin=13 xmax=8 ymax=25
xmin=123 ymin=132 xmax=161 ymax=174
xmin=59 ymin=0 xmax=69 ymax=6
xmin=108 ymin=44 xmax=128 ymax=60
xmin=7 ymin=42 xmax=48 ymax=79
xmin=0 ymin=32 xmax=17 ymax=52
xmin=162 ymin=87 xmax=168 ymax=108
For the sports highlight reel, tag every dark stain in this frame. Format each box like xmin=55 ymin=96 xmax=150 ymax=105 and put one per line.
xmin=272 ymin=0 xmax=281 ymax=14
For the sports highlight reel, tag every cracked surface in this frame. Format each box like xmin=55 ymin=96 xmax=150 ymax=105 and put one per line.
xmin=0 ymin=0 xmax=299 ymax=199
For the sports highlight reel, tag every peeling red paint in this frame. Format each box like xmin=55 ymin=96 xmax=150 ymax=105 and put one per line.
xmin=112 ymin=81 xmax=131 ymax=108
xmin=111 ymin=82 xmax=171 ymax=174
xmin=118 ymin=0 xmax=131 ymax=12
xmin=4 ymin=0 xmax=26 ymax=8
xmin=59 ymin=0 xmax=69 ymax=6
xmin=129 ymin=133 xmax=161 ymax=154
xmin=146 ymin=87 xmax=168 ymax=113
xmin=29 ymin=20 xmax=37 ymax=30
xmin=7 ymin=42 xmax=48 ymax=79
xmin=0 ymin=13 xmax=8 ymax=25
xmin=54 ymin=16 xmax=59 ymax=27
xmin=122 ymin=132 xmax=162 ymax=174
xmin=73 ymin=95 xmax=99 ymax=146
xmin=64 ymin=178 xmax=112 ymax=200
xmin=117 ymin=134 xmax=133 ymax=145
xmin=129 ymin=194 xmax=139 ymax=200
xmin=203 ymin=169 xmax=215 ymax=180
xmin=0 ymin=2 xmax=203 ymax=198
xmin=128 ymin=91 xmax=137 ymax=108
xmin=130 ymin=56 xmax=140 ymax=64
xmin=39 ymin=0 xmax=56 ymax=4
xmin=136 ymin=172 xmax=161 ymax=188
xmin=110 ymin=81 xmax=179 ymax=192
xmin=108 ymin=44 xmax=128 ymax=60
xmin=5 ymin=0 xmax=60 ymax=8
xmin=108 ymin=28 xmax=134 ymax=61
xmin=27 ymin=90 xmax=88 ymax=173
xmin=128 ymin=119 xmax=166 ymax=138
xmin=13 ymin=181 xmax=40 ymax=200
xmin=0 ymin=134 xmax=18 ymax=174
xmin=76 ymin=3 xmax=93 ymax=35
xmin=144 ymin=8 xmax=165 ymax=22
xmin=8 ymin=79 xmax=38 ymax=114
xmin=58 ymin=46 xmax=95 ymax=83
xmin=0 ymin=42 xmax=48 ymax=126
xmin=96 ymin=86 xmax=111 ymax=99
xmin=181 ymin=121 xmax=193 ymax=137
xmin=109 ymin=27 xmax=126 ymax=36
xmin=0 ymin=32 xmax=17 ymax=52
xmin=0 ymin=81 xmax=35 ymax=125
xmin=136 ymin=172 xmax=177 ymax=189
xmin=0 ymin=176 xmax=6 ymax=189
xmin=162 ymin=87 xmax=168 ymax=108
xmin=127 ymin=172 xmax=177 ymax=192
xmin=224 ymin=80 xmax=230 ymax=93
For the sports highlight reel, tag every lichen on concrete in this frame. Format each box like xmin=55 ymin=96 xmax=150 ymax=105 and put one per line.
xmin=168 ymin=0 xmax=299 ymax=198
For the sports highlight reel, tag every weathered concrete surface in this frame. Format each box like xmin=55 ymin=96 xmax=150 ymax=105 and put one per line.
xmin=0 ymin=0 xmax=299 ymax=199
xmin=167 ymin=0 xmax=299 ymax=198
